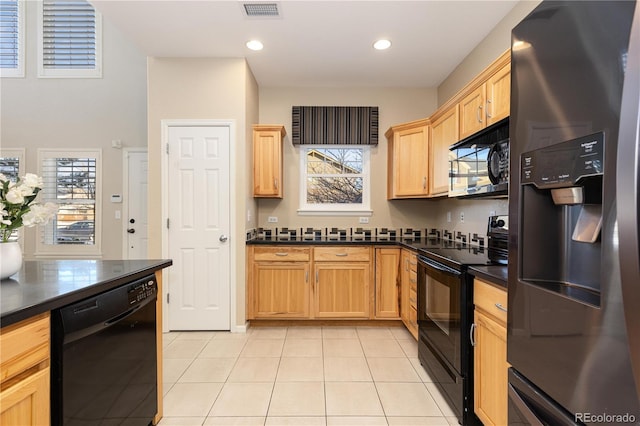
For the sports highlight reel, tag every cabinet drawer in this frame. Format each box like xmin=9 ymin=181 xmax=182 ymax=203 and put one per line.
xmin=0 ymin=313 xmax=50 ymax=385
xmin=253 ymin=246 xmax=310 ymax=262
xmin=474 ymin=279 xmax=507 ymax=324
xmin=409 ymin=288 xmax=417 ymax=310
xmin=314 ymin=246 xmax=371 ymax=262
xmin=408 ymin=254 xmax=418 ymax=273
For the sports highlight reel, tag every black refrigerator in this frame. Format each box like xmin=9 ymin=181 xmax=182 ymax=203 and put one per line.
xmin=508 ymin=1 xmax=640 ymax=425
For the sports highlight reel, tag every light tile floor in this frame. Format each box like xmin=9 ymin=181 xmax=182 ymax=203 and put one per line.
xmin=159 ymin=326 xmax=458 ymax=426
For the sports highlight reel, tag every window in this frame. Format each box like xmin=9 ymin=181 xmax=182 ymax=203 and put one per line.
xmin=0 ymin=0 xmax=25 ymax=77
xmin=0 ymin=148 xmax=25 ymax=242
xmin=37 ymin=0 xmax=102 ymax=78
xmin=37 ymin=149 xmax=101 ymax=257
xmin=299 ymin=146 xmax=371 ymax=215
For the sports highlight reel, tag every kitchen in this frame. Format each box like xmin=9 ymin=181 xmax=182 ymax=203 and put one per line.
xmin=2 ymin=1 xmax=640 ymax=425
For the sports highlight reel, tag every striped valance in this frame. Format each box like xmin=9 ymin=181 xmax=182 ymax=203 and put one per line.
xmin=292 ymin=106 xmax=379 ymax=145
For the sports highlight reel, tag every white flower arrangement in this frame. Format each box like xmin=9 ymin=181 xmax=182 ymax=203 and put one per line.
xmin=0 ymin=173 xmax=58 ymax=243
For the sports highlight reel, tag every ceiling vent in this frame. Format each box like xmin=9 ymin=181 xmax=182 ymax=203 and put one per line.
xmin=243 ymin=3 xmax=280 ymax=17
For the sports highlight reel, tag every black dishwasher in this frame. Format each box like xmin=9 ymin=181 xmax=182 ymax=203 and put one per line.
xmin=51 ymin=274 xmax=158 ymax=426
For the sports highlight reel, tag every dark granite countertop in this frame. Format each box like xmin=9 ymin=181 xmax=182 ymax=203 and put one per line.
xmin=0 ymin=259 xmax=172 ymax=327
xmin=469 ymin=265 xmax=508 ymax=288
xmin=247 ymin=236 xmax=435 ymax=251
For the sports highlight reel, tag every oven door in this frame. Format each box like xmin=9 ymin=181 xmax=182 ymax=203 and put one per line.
xmin=417 ymin=255 xmax=462 ymax=375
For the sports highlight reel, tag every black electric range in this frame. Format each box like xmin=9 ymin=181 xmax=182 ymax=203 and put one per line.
xmin=416 ymin=217 xmax=508 ymax=426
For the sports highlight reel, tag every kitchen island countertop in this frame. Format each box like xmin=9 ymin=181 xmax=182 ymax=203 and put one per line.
xmin=0 ymin=259 xmax=172 ymax=327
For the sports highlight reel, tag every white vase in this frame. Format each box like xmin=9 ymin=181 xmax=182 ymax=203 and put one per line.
xmin=0 ymin=242 xmax=22 ymax=280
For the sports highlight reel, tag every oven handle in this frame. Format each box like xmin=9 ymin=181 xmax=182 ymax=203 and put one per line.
xmin=418 ymin=255 xmax=461 ymax=276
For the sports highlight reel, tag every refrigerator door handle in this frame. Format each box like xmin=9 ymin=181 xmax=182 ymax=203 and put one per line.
xmin=616 ymin=1 xmax=640 ymax=398
xmin=508 ymin=383 xmax=545 ymax=426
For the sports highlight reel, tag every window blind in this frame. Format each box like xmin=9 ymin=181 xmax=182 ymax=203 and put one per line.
xmin=0 ymin=0 xmax=20 ymax=70
xmin=41 ymin=156 xmax=97 ymax=245
xmin=42 ymin=0 xmax=97 ymax=70
xmin=292 ymin=106 xmax=379 ymax=145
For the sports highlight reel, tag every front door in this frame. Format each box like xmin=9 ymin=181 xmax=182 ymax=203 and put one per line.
xmin=167 ymin=125 xmax=231 ymax=330
xmin=125 ymin=149 xmax=148 ymax=259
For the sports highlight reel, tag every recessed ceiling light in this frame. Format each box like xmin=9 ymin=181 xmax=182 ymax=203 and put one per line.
xmin=373 ymin=39 xmax=391 ymax=50
xmin=246 ymin=40 xmax=264 ymax=51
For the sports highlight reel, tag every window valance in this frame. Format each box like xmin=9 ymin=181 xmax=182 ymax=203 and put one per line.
xmin=291 ymin=106 xmax=379 ymax=145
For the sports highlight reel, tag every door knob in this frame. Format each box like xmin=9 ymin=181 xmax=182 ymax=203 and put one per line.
xmin=127 ymin=229 xmax=136 ymax=234
xmin=219 ymin=235 xmax=228 ymax=242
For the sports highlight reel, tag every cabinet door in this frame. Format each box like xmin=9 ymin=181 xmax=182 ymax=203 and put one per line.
xmin=390 ymin=125 xmax=429 ymax=198
xmin=429 ymin=106 xmax=459 ymax=196
xmin=314 ymin=263 xmax=370 ymax=318
xmin=253 ymin=262 xmax=310 ymax=318
xmin=253 ymin=126 xmax=284 ymax=198
xmin=375 ymin=248 xmax=400 ymax=319
xmin=0 ymin=368 xmax=49 ymax=426
xmin=474 ymin=310 xmax=508 ymax=426
xmin=486 ymin=63 xmax=511 ymax=126
xmin=459 ymin=85 xmax=486 ymax=140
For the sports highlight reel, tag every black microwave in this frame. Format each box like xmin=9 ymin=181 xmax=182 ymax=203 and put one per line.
xmin=448 ymin=118 xmax=509 ymax=198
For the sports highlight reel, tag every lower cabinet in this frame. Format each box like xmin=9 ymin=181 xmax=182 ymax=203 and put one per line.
xmin=0 ymin=313 xmax=50 ymax=426
xmin=313 ymin=246 xmax=372 ymax=319
xmin=374 ymin=248 xmax=401 ymax=319
xmin=249 ymin=246 xmax=311 ymax=319
xmin=473 ymin=278 xmax=508 ymax=426
xmin=253 ymin=262 xmax=310 ymax=318
xmin=400 ymin=249 xmax=418 ymax=339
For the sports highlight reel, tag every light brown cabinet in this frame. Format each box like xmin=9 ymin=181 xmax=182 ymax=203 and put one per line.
xmin=253 ymin=124 xmax=286 ymax=198
xmin=400 ymin=249 xmax=418 ymax=339
xmin=473 ymin=278 xmax=508 ymax=426
xmin=248 ymin=246 xmax=311 ymax=319
xmin=374 ymin=248 xmax=401 ymax=319
xmin=429 ymin=106 xmax=459 ymax=196
xmin=459 ymin=62 xmax=511 ymax=140
xmin=385 ymin=119 xmax=430 ymax=199
xmin=0 ymin=313 xmax=50 ymax=426
xmin=313 ymin=247 xmax=372 ymax=319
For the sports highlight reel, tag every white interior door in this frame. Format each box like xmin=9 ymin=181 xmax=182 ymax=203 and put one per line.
xmin=167 ymin=125 xmax=231 ymax=331
xmin=125 ymin=150 xmax=148 ymax=259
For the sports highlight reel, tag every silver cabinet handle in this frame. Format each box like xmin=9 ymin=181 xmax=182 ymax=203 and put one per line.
xmin=275 ymin=252 xmax=289 ymax=256
xmin=219 ymin=235 xmax=228 ymax=242
xmin=476 ymin=105 xmax=483 ymax=123
xmin=495 ymin=303 xmax=507 ymax=312
xmin=470 ymin=323 xmax=476 ymax=346
xmin=423 ymin=176 xmax=427 ymax=189
xmin=405 ymin=258 xmax=409 ymax=271
xmin=274 ymin=178 xmax=278 ymax=189
xmin=305 ymin=271 xmax=308 ymax=282
xmin=486 ymin=99 xmax=493 ymax=118
xmin=335 ymin=253 xmax=348 ymax=257
xmin=316 ymin=271 xmax=319 ymax=282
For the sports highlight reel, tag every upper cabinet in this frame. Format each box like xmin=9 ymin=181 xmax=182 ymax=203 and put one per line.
xmin=386 ymin=50 xmax=511 ymax=199
xmin=459 ymin=58 xmax=511 ymax=140
xmin=429 ymin=105 xmax=459 ymax=196
xmin=253 ymin=125 xmax=286 ymax=198
xmin=386 ymin=119 xmax=430 ymax=199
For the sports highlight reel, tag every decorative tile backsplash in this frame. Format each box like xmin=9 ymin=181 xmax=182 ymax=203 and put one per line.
xmin=246 ymin=226 xmax=484 ymax=246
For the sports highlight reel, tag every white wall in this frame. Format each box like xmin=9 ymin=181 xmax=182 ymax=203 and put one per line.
xmin=0 ymin=1 xmax=148 ymax=259
xmin=146 ymin=57 xmax=258 ymax=327
xmin=257 ymin=86 xmax=439 ymax=231
xmin=425 ymin=0 xmax=541 ymax=237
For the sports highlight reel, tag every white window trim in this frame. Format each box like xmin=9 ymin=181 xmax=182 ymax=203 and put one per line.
xmin=0 ymin=0 xmax=25 ymax=78
xmin=37 ymin=0 xmax=103 ymax=79
xmin=298 ymin=145 xmax=372 ymax=216
xmin=0 ymin=148 xmax=26 ymax=247
xmin=35 ymin=148 xmax=102 ymax=258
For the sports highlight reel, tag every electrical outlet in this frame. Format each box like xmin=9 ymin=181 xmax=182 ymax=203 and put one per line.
xmin=267 ymin=216 xmax=278 ymax=223
xmin=460 ymin=212 xmax=465 ymax=223
xmin=359 ymin=217 xmax=369 ymax=224
xmin=447 ymin=212 xmax=452 ymax=223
